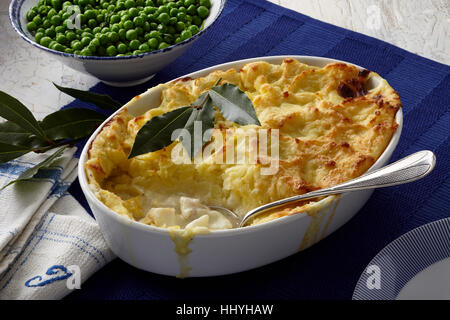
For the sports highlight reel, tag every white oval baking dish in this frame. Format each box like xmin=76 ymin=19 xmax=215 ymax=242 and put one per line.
xmin=78 ymin=56 xmax=403 ymax=277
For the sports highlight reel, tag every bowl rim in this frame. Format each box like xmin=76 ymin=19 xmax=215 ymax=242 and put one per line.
xmin=9 ymin=0 xmax=227 ymax=61
xmin=77 ymin=55 xmax=404 ymax=238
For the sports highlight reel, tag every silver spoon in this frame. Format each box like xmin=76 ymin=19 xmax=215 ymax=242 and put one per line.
xmin=210 ymin=150 xmax=436 ymax=228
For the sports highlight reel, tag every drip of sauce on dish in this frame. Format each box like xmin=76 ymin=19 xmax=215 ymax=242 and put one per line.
xmin=298 ymin=197 xmax=337 ymax=251
xmin=168 ymin=226 xmax=210 ymax=278
xmin=320 ymin=196 xmax=341 ymax=240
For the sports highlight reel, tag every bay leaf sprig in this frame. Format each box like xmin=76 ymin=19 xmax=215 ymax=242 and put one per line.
xmin=129 ymin=80 xmax=261 ymax=159
xmin=0 ymin=146 xmax=67 ymax=190
xmin=0 ymin=84 xmax=116 ymax=189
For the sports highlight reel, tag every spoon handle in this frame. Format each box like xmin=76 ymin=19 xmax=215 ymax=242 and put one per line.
xmin=240 ymin=150 xmax=436 ymax=227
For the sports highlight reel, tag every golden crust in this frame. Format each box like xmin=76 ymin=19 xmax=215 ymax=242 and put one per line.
xmin=86 ymin=58 xmax=400 ymax=226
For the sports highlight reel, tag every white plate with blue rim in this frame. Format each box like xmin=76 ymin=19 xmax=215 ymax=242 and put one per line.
xmin=353 ymin=217 xmax=450 ymax=300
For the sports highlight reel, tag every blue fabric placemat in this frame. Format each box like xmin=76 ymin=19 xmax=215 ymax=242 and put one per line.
xmin=64 ymin=0 xmax=450 ymax=300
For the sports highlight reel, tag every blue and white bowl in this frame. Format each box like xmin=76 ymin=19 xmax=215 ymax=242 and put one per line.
xmin=9 ymin=0 xmax=226 ymax=87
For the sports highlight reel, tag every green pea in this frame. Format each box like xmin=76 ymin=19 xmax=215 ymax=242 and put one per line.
xmin=199 ymin=0 xmax=211 ymax=9
xmin=32 ymin=15 xmax=43 ymax=26
xmin=111 ymin=23 xmax=121 ymax=32
xmin=133 ymin=16 xmax=144 ymax=27
xmin=184 ymin=0 xmax=195 ymax=6
xmin=65 ymin=31 xmax=77 ymax=41
xmin=163 ymin=33 xmax=174 ymax=43
xmin=124 ymin=0 xmax=136 ymax=9
xmin=175 ymin=36 xmax=181 ymax=44
xmin=145 ymin=0 xmax=155 ymax=6
xmin=174 ymin=21 xmax=185 ymax=32
xmin=84 ymin=9 xmax=96 ymax=20
xmin=147 ymin=37 xmax=159 ymax=49
xmin=188 ymin=24 xmax=199 ymax=35
xmin=186 ymin=4 xmax=196 ymax=15
xmin=156 ymin=23 xmax=166 ymax=33
xmin=135 ymin=26 xmax=143 ymax=35
xmin=192 ymin=15 xmax=202 ymax=26
xmin=110 ymin=15 xmax=121 ymax=24
xmin=178 ymin=6 xmax=186 ymax=14
xmin=177 ymin=12 xmax=186 ymax=21
xmin=42 ymin=19 xmax=52 ymax=29
xmin=50 ymin=15 xmax=61 ymax=26
xmin=40 ymin=36 xmax=52 ymax=47
xmin=81 ymin=31 xmax=93 ymax=39
xmin=118 ymin=29 xmax=127 ymax=41
xmin=106 ymin=45 xmax=117 ymax=56
xmin=47 ymin=8 xmax=57 ymax=19
xmin=107 ymin=4 xmax=116 ymax=12
xmin=55 ymin=25 xmax=66 ymax=33
xmin=197 ymin=6 xmax=209 ymax=19
xmin=126 ymin=29 xmax=137 ymax=40
xmin=80 ymin=37 xmax=91 ymax=47
xmin=53 ymin=43 xmax=66 ymax=51
xmin=80 ymin=48 xmax=92 ymax=56
xmin=133 ymin=50 xmax=143 ymax=55
xmin=88 ymin=18 xmax=97 ymax=28
xmin=34 ymin=32 xmax=44 ymax=44
xmin=45 ymin=27 xmax=56 ymax=38
xmin=138 ymin=43 xmax=149 ymax=52
xmin=65 ymin=48 xmax=74 ymax=54
xmin=27 ymin=21 xmax=38 ymax=32
xmin=144 ymin=6 xmax=157 ymax=14
xmin=26 ymin=9 xmax=37 ymax=22
xmin=90 ymin=37 xmax=100 ymax=47
xmin=101 ymin=27 xmax=110 ymax=33
xmin=56 ymin=33 xmax=68 ymax=44
xmin=129 ymin=7 xmax=139 ymax=17
xmin=168 ymin=17 xmax=177 ymax=25
xmin=123 ymin=20 xmax=134 ymax=30
xmin=180 ymin=29 xmax=191 ymax=41
xmin=37 ymin=27 xmax=45 ymax=33
xmin=108 ymin=31 xmax=119 ymax=42
xmin=144 ymin=21 xmax=151 ymax=32
xmin=116 ymin=1 xmax=126 ymax=10
xmin=117 ymin=42 xmax=128 ymax=53
xmin=99 ymin=33 xmax=109 ymax=45
xmin=96 ymin=13 xmax=105 ymax=23
xmin=157 ymin=12 xmax=170 ymax=24
xmin=87 ymin=44 xmax=97 ymax=53
xmin=93 ymin=26 xmax=102 ymax=34
xmin=157 ymin=5 xmax=169 ymax=15
xmin=129 ymin=39 xmax=140 ymax=50
xmin=169 ymin=8 xmax=179 ymax=17
xmin=158 ymin=42 xmax=169 ymax=49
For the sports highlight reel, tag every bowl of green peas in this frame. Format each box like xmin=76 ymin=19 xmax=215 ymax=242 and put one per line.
xmin=10 ymin=0 xmax=226 ymax=86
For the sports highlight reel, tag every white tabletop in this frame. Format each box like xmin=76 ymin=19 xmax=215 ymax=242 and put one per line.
xmin=1 ymin=0 xmax=448 ymax=119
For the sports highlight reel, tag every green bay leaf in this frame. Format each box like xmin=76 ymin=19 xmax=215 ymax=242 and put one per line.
xmin=182 ymin=94 xmax=216 ymax=159
xmin=0 ymin=142 xmax=32 ymax=164
xmin=40 ymin=108 xmax=106 ymax=141
xmin=209 ymin=83 xmax=261 ymax=126
xmin=54 ymin=83 xmax=122 ymax=111
xmin=0 ymin=146 xmax=67 ymax=190
xmin=128 ymin=106 xmax=194 ymax=158
xmin=0 ymin=90 xmax=47 ymax=140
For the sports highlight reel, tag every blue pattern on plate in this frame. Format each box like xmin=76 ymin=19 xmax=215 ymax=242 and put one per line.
xmin=353 ymin=218 xmax=450 ymax=300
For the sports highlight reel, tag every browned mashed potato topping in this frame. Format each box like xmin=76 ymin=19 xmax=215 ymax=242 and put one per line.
xmin=85 ymin=58 xmax=401 ymax=229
